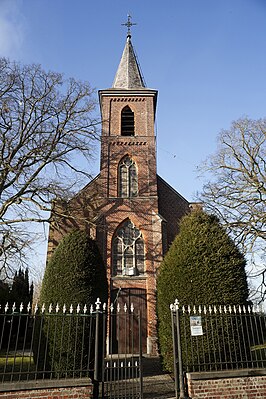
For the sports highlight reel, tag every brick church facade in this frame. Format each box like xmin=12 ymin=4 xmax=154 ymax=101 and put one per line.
xmin=48 ymin=33 xmax=191 ymax=355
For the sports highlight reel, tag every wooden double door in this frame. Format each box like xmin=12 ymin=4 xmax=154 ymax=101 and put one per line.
xmin=110 ymin=288 xmax=147 ymax=354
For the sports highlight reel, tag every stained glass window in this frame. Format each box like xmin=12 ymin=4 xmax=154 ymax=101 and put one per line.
xmin=112 ymin=220 xmax=145 ymax=276
xmin=118 ymin=156 xmax=138 ymax=197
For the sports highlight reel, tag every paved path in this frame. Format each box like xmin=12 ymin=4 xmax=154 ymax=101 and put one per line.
xmin=142 ymin=357 xmax=176 ymax=399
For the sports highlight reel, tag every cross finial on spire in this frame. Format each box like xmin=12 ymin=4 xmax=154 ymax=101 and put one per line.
xmin=122 ymin=14 xmax=136 ymax=38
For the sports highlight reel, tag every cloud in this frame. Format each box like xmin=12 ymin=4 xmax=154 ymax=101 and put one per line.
xmin=0 ymin=0 xmax=25 ymax=59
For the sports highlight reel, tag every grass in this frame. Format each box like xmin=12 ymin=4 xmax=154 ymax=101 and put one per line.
xmin=0 ymin=353 xmax=36 ymax=381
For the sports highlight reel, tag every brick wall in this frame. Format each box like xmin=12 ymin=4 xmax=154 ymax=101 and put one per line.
xmin=100 ymin=94 xmax=156 ymax=139
xmin=0 ymin=379 xmax=93 ymax=399
xmin=157 ymin=175 xmax=190 ymax=250
xmin=187 ymin=369 xmax=266 ymax=399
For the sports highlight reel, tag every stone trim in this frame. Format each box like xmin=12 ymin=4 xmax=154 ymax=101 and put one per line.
xmin=187 ymin=368 xmax=266 ymax=381
xmin=0 ymin=378 xmax=92 ymax=392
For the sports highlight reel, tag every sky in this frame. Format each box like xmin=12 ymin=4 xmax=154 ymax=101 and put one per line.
xmin=1 ymin=0 xmax=266 ymax=274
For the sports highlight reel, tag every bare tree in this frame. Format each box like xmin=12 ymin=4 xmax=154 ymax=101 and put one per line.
xmin=0 ymin=58 xmax=99 ymax=278
xmin=200 ymin=117 xmax=266 ymax=300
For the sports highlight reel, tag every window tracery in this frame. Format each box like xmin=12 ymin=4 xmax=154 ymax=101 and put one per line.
xmin=118 ymin=156 xmax=138 ymax=197
xmin=112 ymin=220 xmax=145 ymax=276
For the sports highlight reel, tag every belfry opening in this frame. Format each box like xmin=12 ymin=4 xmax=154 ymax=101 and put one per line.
xmin=121 ymin=106 xmax=135 ymax=136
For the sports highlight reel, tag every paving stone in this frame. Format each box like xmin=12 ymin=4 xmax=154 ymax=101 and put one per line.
xmin=142 ymin=357 xmax=176 ymax=399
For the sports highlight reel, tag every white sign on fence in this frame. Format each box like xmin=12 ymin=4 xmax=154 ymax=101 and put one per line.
xmin=190 ymin=315 xmax=203 ymax=336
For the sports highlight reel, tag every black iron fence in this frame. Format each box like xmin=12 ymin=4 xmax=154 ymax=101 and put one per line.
xmin=0 ymin=300 xmax=143 ymax=399
xmin=171 ymin=300 xmax=266 ymax=374
xmin=0 ymin=301 xmax=98 ymax=383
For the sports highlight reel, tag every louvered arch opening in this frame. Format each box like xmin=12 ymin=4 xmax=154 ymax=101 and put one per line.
xmin=121 ymin=106 xmax=135 ymax=136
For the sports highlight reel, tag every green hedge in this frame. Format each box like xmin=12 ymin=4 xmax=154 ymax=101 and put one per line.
xmin=157 ymin=210 xmax=249 ymax=372
xmin=37 ymin=230 xmax=108 ymax=376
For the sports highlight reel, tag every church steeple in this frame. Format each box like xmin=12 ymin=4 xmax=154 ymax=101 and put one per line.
xmin=48 ymin=21 xmax=190 ymax=358
xmin=112 ymin=29 xmax=145 ymax=89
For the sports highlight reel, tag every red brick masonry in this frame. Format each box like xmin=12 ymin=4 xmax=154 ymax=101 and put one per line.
xmin=0 ymin=379 xmax=93 ymax=399
xmin=187 ymin=369 xmax=266 ymax=399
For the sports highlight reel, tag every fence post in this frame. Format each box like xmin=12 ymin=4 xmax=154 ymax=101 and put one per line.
xmin=171 ymin=304 xmax=179 ymax=399
xmin=138 ymin=309 xmax=143 ymax=399
xmin=173 ymin=299 xmax=186 ymax=399
xmin=93 ymin=298 xmax=101 ymax=399
xmin=101 ymin=303 xmax=107 ymax=399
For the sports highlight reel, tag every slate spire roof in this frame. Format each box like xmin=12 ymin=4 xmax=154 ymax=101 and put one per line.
xmin=112 ymin=35 xmax=146 ymax=89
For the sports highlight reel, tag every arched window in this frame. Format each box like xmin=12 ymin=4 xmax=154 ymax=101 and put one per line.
xmin=112 ymin=220 xmax=145 ymax=276
xmin=121 ymin=106 xmax=135 ymax=136
xmin=119 ymin=156 xmax=138 ymax=197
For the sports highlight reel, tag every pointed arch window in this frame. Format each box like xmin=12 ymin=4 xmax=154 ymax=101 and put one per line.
xmin=119 ymin=156 xmax=138 ymax=197
xmin=112 ymin=220 xmax=145 ymax=276
xmin=121 ymin=106 xmax=135 ymax=136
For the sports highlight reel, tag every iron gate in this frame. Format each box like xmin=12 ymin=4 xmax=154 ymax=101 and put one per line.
xmin=100 ymin=302 xmax=143 ymax=399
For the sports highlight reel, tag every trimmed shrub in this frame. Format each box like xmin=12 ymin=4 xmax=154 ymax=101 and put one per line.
xmin=40 ymin=230 xmax=108 ymax=307
xmin=157 ymin=210 xmax=249 ymax=372
xmin=37 ymin=230 xmax=108 ymax=377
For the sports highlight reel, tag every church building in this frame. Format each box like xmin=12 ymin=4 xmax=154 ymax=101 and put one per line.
xmin=48 ymin=26 xmax=192 ymax=355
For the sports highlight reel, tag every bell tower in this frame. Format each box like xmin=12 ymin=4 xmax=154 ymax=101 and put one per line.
xmin=98 ymin=23 xmax=162 ymax=355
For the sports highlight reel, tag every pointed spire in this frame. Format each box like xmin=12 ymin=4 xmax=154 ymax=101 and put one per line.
xmin=112 ymin=32 xmax=146 ymax=89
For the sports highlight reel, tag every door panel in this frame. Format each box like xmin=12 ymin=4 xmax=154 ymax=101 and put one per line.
xmin=110 ymin=288 xmax=147 ymax=354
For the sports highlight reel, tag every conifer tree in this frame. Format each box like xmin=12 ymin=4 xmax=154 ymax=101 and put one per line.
xmin=38 ymin=230 xmax=108 ymax=375
xmin=40 ymin=230 xmax=108 ymax=307
xmin=0 ymin=280 xmax=9 ymax=303
xmin=157 ymin=210 xmax=249 ymax=371
xmin=9 ymin=267 xmax=33 ymax=305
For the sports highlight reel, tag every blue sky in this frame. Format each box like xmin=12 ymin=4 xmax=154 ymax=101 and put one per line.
xmin=1 ymin=0 xmax=266 ymax=275
xmin=1 ymin=0 xmax=266 ymax=201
